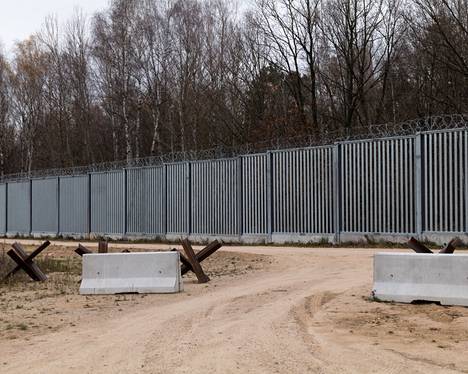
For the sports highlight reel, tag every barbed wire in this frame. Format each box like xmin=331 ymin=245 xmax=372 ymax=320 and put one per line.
xmin=1 ymin=113 xmax=467 ymax=183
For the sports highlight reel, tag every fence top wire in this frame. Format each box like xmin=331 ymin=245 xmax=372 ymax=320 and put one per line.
xmin=1 ymin=113 xmax=467 ymax=183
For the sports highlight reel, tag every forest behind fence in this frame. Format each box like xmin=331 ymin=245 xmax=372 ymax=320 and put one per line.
xmin=2 ymin=0 xmax=468 ymax=181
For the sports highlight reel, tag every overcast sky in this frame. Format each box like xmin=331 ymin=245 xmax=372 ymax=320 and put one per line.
xmin=0 ymin=0 xmax=110 ymax=54
xmin=0 ymin=0 xmax=254 ymax=56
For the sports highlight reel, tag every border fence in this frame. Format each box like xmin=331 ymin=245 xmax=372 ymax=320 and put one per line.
xmin=0 ymin=127 xmax=467 ymax=244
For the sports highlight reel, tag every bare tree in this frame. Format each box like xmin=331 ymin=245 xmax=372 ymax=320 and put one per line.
xmin=255 ymin=0 xmax=321 ymax=131
xmin=168 ymin=0 xmax=206 ymax=152
xmin=320 ymin=0 xmax=391 ymax=129
xmin=413 ymin=0 xmax=468 ymax=77
xmin=0 ymin=50 xmax=12 ymax=175
xmin=407 ymin=0 xmax=468 ymax=114
xmin=93 ymin=0 xmax=139 ymax=163
xmin=38 ymin=16 xmax=74 ymax=166
xmin=9 ymin=38 xmax=47 ymax=173
xmin=63 ymin=10 xmax=96 ymax=164
xmin=133 ymin=0 xmax=171 ymax=156
xmin=370 ymin=0 xmax=407 ymax=123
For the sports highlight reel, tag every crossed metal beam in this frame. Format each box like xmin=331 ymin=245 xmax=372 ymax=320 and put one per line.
xmin=173 ymin=239 xmax=222 ymax=283
xmin=408 ymin=237 xmax=461 ymax=254
xmin=3 ymin=241 xmax=50 ymax=282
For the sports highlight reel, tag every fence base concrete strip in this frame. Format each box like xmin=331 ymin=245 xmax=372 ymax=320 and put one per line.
xmin=373 ymin=253 xmax=468 ymax=307
xmin=80 ymin=252 xmax=183 ymax=295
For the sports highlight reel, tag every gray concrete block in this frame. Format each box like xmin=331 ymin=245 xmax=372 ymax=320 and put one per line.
xmin=80 ymin=252 xmax=183 ymax=295
xmin=373 ymin=253 xmax=468 ymax=307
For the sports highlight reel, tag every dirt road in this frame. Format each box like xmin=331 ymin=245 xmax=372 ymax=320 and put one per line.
xmin=1 ymin=244 xmax=467 ymax=373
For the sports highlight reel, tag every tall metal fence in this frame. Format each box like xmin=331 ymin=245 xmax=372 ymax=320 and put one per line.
xmin=0 ymin=128 xmax=467 ymax=244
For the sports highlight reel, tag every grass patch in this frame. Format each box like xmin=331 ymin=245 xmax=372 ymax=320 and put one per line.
xmin=0 ymin=252 xmax=81 ymax=290
xmin=34 ymin=256 xmax=81 ymax=275
xmin=0 ymin=249 xmax=14 ymax=279
xmin=16 ymin=323 xmax=28 ymax=331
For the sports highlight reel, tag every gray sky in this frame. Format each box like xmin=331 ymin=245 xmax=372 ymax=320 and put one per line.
xmin=0 ymin=0 xmax=254 ymax=55
xmin=0 ymin=0 xmax=110 ymax=54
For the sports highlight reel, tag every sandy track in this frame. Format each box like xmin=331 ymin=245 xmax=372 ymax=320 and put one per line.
xmin=1 ymin=244 xmax=467 ymax=373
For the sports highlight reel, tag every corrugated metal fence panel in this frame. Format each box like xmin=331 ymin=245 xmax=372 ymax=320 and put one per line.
xmin=31 ymin=178 xmax=58 ymax=234
xmin=2 ymin=127 xmax=468 ymax=241
xmin=422 ymin=130 xmax=467 ymax=232
xmin=0 ymin=184 xmax=5 ymax=234
xmin=90 ymin=171 xmax=125 ymax=235
xmin=166 ymin=163 xmax=189 ymax=234
xmin=7 ymin=181 xmax=30 ymax=234
xmin=341 ymin=137 xmax=415 ymax=233
xmin=242 ymin=154 xmax=268 ymax=234
xmin=90 ymin=172 xmax=107 ymax=234
xmin=59 ymin=175 xmax=89 ymax=235
xmin=191 ymin=159 xmax=239 ymax=235
xmin=272 ymin=147 xmax=334 ymax=234
xmin=127 ymin=166 xmax=165 ymax=235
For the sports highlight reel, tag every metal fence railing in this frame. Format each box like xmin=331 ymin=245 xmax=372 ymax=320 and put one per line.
xmin=0 ymin=126 xmax=467 ymax=244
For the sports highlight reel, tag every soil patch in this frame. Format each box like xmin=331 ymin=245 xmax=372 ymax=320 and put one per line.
xmin=0 ymin=243 xmax=273 ymax=342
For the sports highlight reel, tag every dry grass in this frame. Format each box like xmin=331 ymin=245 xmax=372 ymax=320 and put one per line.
xmin=0 ymin=248 xmax=13 ymax=279
xmin=0 ymin=246 xmax=81 ymax=292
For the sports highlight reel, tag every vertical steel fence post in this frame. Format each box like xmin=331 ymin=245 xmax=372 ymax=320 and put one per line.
xmin=163 ymin=163 xmax=167 ymax=240
xmin=187 ymin=161 xmax=192 ymax=237
xmin=88 ymin=173 xmax=92 ymax=238
xmin=465 ymin=131 xmax=468 ymax=234
xmin=267 ymin=151 xmax=273 ymax=243
xmin=29 ymin=179 xmax=32 ymax=236
xmin=415 ymin=133 xmax=423 ymax=238
xmin=333 ymin=143 xmax=341 ymax=244
xmin=4 ymin=183 xmax=7 ymax=236
xmin=124 ymin=168 xmax=128 ymax=239
xmin=237 ymin=157 xmax=243 ymax=240
xmin=57 ymin=177 xmax=60 ymax=236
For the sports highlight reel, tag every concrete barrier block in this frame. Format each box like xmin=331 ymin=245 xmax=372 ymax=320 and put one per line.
xmin=80 ymin=252 xmax=183 ymax=295
xmin=373 ymin=253 xmax=468 ymax=307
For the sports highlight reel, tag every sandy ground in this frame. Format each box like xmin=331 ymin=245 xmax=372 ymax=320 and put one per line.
xmin=0 ymin=240 xmax=468 ymax=373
